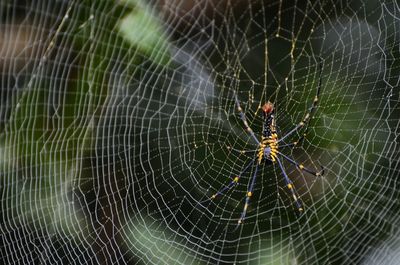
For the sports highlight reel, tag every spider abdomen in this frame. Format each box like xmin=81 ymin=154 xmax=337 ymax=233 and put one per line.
xmin=258 ymin=135 xmax=278 ymax=163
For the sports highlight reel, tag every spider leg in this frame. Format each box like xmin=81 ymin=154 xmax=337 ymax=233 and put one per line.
xmin=278 ymin=151 xmax=324 ymax=177
xmin=237 ymin=163 xmax=259 ymax=225
xmin=276 ymin=157 xmax=303 ymax=212
xmin=278 ymin=57 xmax=324 ymax=145
xmin=226 ymin=146 xmax=255 ymax=154
xmin=277 ymin=122 xmax=306 ymax=143
xmin=293 ymin=57 xmax=324 ymax=142
xmin=209 ymin=159 xmax=254 ymax=200
xmin=207 ymin=135 xmax=255 ymax=158
xmin=278 ymin=142 xmax=298 ymax=148
xmin=225 ymin=146 xmax=256 ymax=161
xmin=276 ymin=138 xmax=303 ymax=149
xmin=233 ymin=93 xmax=261 ymax=145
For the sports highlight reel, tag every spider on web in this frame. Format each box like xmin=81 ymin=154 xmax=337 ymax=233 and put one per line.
xmin=210 ymin=58 xmax=325 ymax=225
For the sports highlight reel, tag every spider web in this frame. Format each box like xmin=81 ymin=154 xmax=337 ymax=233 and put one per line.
xmin=1 ymin=0 xmax=399 ymax=264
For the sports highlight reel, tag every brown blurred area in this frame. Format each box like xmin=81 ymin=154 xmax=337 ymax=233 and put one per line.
xmin=0 ymin=23 xmax=41 ymax=73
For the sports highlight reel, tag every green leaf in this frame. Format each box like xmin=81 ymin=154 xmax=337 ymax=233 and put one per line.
xmin=118 ymin=0 xmax=171 ymax=66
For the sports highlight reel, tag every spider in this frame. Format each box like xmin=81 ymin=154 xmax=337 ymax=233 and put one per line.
xmin=210 ymin=58 xmax=324 ymax=225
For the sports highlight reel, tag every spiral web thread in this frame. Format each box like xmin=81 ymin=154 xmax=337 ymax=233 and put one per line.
xmin=1 ymin=0 xmax=399 ymax=264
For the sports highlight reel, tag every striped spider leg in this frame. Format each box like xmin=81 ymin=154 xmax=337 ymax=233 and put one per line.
xmin=279 ymin=56 xmax=324 ymax=146
xmin=209 ymin=58 xmax=324 ymax=225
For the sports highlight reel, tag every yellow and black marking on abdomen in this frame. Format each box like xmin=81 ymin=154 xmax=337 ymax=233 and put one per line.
xmin=257 ymin=133 xmax=279 ymax=163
